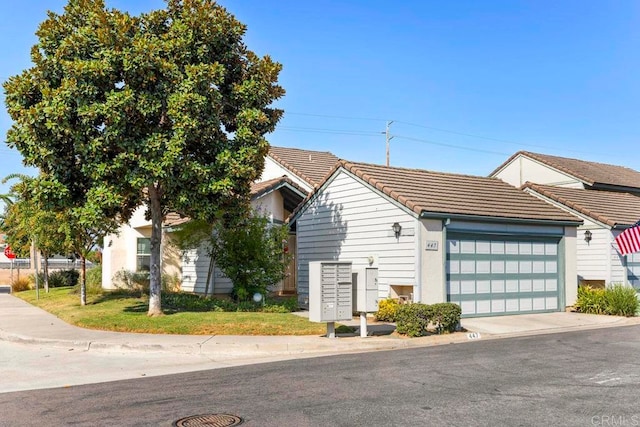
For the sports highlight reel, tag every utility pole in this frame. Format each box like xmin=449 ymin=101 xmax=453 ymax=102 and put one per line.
xmin=385 ymin=121 xmax=394 ymax=166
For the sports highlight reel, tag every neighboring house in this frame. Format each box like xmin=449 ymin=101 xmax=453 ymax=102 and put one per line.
xmin=491 ymin=151 xmax=640 ymax=194
xmin=289 ymin=161 xmax=582 ymax=318
xmin=491 ymin=151 xmax=640 ymax=289
xmin=178 ymin=176 xmax=308 ymax=295
xmin=102 ymin=146 xmax=340 ymax=295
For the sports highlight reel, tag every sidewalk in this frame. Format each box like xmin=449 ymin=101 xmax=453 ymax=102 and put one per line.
xmin=1 ymin=294 xmax=637 ymax=362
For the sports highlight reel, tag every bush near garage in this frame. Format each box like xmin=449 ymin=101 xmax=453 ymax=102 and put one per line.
xmin=575 ymin=286 xmax=607 ymax=314
xmin=603 ymin=284 xmax=638 ymax=317
xmin=375 ymin=298 xmax=400 ymax=322
xmin=395 ymin=303 xmax=433 ymax=337
xmin=378 ymin=300 xmax=462 ymax=337
xmin=430 ymin=302 xmax=462 ymax=334
xmin=575 ymin=284 xmax=638 ymax=317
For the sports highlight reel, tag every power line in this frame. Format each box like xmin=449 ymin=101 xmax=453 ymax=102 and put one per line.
xmin=285 ymin=110 xmax=618 ymax=158
xmin=394 ymin=134 xmax=509 ymax=156
xmin=277 ymin=126 xmax=380 ymax=137
xmin=278 ymin=124 xmax=509 ymax=156
xmin=285 ymin=112 xmax=387 ymax=122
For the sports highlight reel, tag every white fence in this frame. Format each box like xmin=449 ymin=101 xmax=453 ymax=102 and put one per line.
xmin=0 ymin=259 xmax=92 ymax=270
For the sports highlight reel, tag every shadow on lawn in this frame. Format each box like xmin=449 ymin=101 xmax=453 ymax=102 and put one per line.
xmin=89 ymin=291 xmax=180 ymax=315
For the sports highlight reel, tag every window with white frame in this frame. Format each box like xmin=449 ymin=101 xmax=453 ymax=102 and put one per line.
xmin=136 ymin=238 xmax=151 ymax=272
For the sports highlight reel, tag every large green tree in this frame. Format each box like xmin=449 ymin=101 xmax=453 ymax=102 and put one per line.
xmin=4 ymin=0 xmax=284 ymax=315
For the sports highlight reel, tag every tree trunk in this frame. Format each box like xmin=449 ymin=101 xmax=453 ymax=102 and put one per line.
xmin=204 ymin=255 xmax=215 ymax=297
xmin=147 ymin=185 xmax=163 ymax=316
xmin=43 ymin=252 xmax=49 ymax=293
xmin=80 ymin=255 xmax=87 ymax=306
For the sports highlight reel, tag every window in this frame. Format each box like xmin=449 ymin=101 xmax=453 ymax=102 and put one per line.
xmin=136 ymin=238 xmax=151 ymax=272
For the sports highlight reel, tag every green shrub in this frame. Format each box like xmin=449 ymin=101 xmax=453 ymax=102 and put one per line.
xmin=375 ymin=298 xmax=400 ymax=322
xmin=263 ymin=297 xmax=299 ymax=313
xmin=604 ymin=284 xmax=638 ymax=317
xmin=49 ymin=269 xmax=80 ymax=288
xmin=211 ymin=212 xmax=290 ymax=302
xmin=430 ymin=303 xmax=461 ymax=334
xmin=29 ymin=269 xmax=79 ymax=288
xmin=575 ymin=285 xmax=607 ymax=314
xmin=395 ymin=303 xmax=432 ymax=337
xmin=160 ymin=291 xmax=299 ymax=313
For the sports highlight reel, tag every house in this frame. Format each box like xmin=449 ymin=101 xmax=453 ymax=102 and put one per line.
xmin=491 ymin=151 xmax=640 ymax=289
xmin=491 ymin=151 xmax=640 ymax=194
xmin=101 ymin=146 xmax=340 ymax=295
xmin=289 ymin=161 xmax=582 ymax=318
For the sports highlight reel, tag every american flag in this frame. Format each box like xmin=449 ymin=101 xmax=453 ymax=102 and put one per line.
xmin=615 ymin=220 xmax=640 ymax=256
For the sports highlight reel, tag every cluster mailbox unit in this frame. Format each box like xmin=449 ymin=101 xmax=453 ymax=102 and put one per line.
xmin=308 ymin=261 xmax=352 ymax=338
xmin=309 ymin=261 xmax=380 ymax=338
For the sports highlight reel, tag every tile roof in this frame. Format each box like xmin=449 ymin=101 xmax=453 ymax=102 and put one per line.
xmin=493 ymin=151 xmax=640 ymax=190
xmin=522 ymin=183 xmax=640 ymax=228
xmin=293 ymin=161 xmax=581 ymax=223
xmin=268 ymin=146 xmax=341 ymax=187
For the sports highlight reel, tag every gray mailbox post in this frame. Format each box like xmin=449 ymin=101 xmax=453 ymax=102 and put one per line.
xmin=309 ymin=261 xmax=353 ymax=338
xmin=353 ymin=268 xmax=379 ymax=337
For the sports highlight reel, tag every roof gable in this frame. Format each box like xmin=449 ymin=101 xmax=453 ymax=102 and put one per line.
xmin=165 ymin=177 xmax=307 ymax=227
xmin=493 ymin=151 xmax=640 ymax=190
xmin=523 ymin=183 xmax=640 ymax=228
xmin=267 ymin=146 xmax=340 ymax=187
xmin=292 ymin=161 xmax=581 ymax=224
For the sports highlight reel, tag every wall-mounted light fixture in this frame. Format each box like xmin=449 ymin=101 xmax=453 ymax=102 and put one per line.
xmin=392 ymin=222 xmax=402 ymax=239
xmin=584 ymin=230 xmax=592 ymax=242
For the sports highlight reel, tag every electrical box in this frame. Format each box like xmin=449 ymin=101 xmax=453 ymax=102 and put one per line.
xmin=309 ymin=261 xmax=353 ymax=322
xmin=353 ymin=268 xmax=379 ymax=313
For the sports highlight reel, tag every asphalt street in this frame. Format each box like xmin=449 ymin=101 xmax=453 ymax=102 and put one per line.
xmin=2 ymin=325 xmax=640 ymax=426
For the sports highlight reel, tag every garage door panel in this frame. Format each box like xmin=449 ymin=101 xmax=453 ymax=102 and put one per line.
xmin=447 ymin=234 xmax=562 ymax=318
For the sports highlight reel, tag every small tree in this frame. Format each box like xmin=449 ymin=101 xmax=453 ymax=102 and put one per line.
xmin=212 ymin=211 xmax=290 ymax=301
xmin=2 ymin=174 xmax=73 ymax=292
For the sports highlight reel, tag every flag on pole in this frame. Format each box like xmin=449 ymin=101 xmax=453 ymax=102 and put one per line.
xmin=615 ymin=220 xmax=640 ymax=256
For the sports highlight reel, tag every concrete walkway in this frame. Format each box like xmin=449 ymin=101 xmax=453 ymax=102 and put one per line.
xmin=1 ymin=294 xmax=638 ymax=362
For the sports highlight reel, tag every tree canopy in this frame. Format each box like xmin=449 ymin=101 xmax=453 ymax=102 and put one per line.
xmin=4 ymin=0 xmax=284 ymax=315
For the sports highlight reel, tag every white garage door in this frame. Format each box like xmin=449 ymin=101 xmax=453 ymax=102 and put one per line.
xmin=447 ymin=234 xmax=562 ymax=317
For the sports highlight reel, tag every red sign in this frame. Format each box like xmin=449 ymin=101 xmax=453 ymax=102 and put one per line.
xmin=4 ymin=246 xmax=16 ymax=260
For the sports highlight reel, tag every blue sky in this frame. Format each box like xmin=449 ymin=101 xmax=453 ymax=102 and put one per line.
xmin=1 ymin=1 xmax=639 ymax=196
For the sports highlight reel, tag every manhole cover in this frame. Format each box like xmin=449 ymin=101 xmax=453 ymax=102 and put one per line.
xmin=174 ymin=414 xmax=244 ymax=427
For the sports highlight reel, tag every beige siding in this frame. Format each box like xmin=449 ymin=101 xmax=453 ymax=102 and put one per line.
xmin=102 ymin=206 xmax=151 ymax=290
xmin=296 ymin=171 xmax=417 ymax=304
xmin=420 ymin=218 xmax=446 ymax=304
xmin=495 ymin=156 xmax=585 ymax=188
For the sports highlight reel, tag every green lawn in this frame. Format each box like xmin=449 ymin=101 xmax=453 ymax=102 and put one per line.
xmin=15 ymin=287 xmax=333 ymax=336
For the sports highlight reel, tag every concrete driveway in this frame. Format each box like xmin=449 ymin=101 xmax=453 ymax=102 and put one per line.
xmin=461 ymin=311 xmax=636 ymax=336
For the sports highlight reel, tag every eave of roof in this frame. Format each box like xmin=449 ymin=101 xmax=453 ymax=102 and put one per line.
xmin=290 ymin=161 xmax=582 ymax=226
